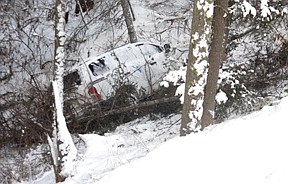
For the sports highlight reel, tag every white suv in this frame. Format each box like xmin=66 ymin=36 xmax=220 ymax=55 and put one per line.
xmin=64 ymin=42 xmax=184 ymax=102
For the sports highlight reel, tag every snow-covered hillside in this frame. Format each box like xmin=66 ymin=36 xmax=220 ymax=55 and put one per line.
xmin=95 ymin=97 xmax=288 ymax=184
xmin=21 ymin=94 xmax=288 ymax=184
xmin=20 ymin=114 xmax=182 ymax=184
xmin=2 ymin=0 xmax=288 ymax=183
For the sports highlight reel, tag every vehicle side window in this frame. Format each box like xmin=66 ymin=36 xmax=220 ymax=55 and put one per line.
xmin=63 ymin=70 xmax=81 ymax=91
xmin=88 ymin=57 xmax=108 ymax=76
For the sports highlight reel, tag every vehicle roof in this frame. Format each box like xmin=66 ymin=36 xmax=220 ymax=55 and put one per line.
xmin=83 ymin=42 xmax=163 ymax=64
xmin=67 ymin=42 xmax=163 ymax=73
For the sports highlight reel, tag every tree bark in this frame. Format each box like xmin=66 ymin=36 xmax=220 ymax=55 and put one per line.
xmin=201 ymin=0 xmax=229 ymax=130
xmin=51 ymin=0 xmax=77 ymax=182
xmin=120 ymin=0 xmax=137 ymax=43
xmin=180 ymin=0 xmax=214 ymax=136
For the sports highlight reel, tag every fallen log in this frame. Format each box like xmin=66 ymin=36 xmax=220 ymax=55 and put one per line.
xmin=101 ymin=96 xmax=179 ymax=117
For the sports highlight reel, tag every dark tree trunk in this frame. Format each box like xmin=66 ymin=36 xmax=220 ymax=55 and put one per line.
xmin=180 ymin=0 xmax=213 ymax=136
xmin=120 ymin=0 xmax=137 ymax=43
xmin=201 ymin=0 xmax=229 ymax=130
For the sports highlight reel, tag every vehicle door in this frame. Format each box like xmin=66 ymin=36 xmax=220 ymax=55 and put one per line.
xmin=134 ymin=43 xmax=166 ymax=92
xmin=109 ymin=46 xmax=142 ymax=88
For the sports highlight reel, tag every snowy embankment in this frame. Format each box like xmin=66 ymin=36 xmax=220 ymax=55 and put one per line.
xmin=94 ymin=97 xmax=288 ymax=184
xmin=25 ymin=97 xmax=288 ymax=184
xmin=21 ymin=114 xmax=182 ymax=184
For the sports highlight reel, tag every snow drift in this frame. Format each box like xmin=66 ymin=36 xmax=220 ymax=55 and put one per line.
xmin=95 ymin=97 xmax=288 ymax=184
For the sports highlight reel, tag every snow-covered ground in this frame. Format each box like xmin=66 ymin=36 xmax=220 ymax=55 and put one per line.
xmin=94 ymin=98 xmax=288 ymax=184
xmin=20 ymin=96 xmax=288 ymax=184
xmin=20 ymin=114 xmax=182 ymax=184
xmin=6 ymin=0 xmax=288 ymax=183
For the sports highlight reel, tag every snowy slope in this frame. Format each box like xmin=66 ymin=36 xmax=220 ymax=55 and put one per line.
xmin=13 ymin=1 xmax=288 ymax=183
xmin=20 ymin=97 xmax=288 ymax=184
xmin=90 ymin=97 xmax=288 ymax=184
xmin=20 ymin=114 xmax=182 ymax=184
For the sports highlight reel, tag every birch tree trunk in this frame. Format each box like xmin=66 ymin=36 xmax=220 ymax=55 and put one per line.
xmin=50 ymin=0 xmax=77 ymax=182
xmin=180 ymin=0 xmax=214 ymax=136
xmin=120 ymin=0 xmax=137 ymax=43
xmin=201 ymin=0 xmax=229 ymax=130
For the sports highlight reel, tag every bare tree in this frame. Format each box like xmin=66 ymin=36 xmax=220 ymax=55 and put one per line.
xmin=201 ymin=0 xmax=229 ymax=129
xmin=120 ymin=0 xmax=137 ymax=43
xmin=49 ymin=0 xmax=77 ymax=182
xmin=180 ymin=0 xmax=214 ymax=136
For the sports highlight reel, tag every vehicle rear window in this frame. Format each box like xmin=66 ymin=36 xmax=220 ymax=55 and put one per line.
xmin=88 ymin=57 xmax=108 ymax=76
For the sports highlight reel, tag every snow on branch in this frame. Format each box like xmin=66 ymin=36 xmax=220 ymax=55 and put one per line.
xmin=241 ymin=0 xmax=257 ymax=17
xmin=234 ymin=0 xmax=285 ymax=20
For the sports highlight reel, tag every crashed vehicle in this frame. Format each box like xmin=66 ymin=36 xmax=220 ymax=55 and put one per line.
xmin=64 ymin=42 xmax=185 ymax=103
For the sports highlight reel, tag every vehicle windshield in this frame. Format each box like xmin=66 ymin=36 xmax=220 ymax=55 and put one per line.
xmin=136 ymin=43 xmax=163 ymax=57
